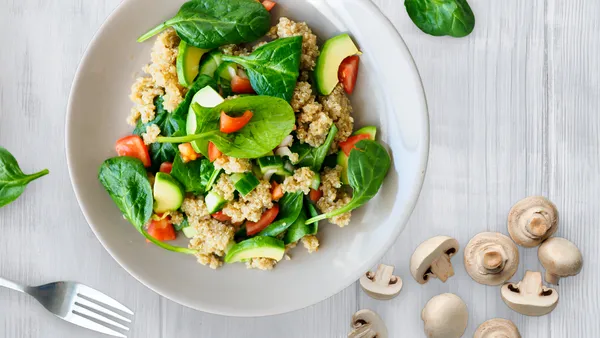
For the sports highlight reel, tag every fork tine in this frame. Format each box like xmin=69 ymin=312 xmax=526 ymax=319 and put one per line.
xmin=65 ymin=312 xmax=127 ymax=338
xmin=73 ymin=305 xmax=129 ymax=331
xmin=75 ymin=297 xmax=132 ymax=323
xmin=76 ymin=285 xmax=134 ymax=315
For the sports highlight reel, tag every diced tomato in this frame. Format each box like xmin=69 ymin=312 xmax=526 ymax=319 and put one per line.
xmin=146 ymin=218 xmax=176 ymax=242
xmin=271 ymin=181 xmax=284 ymax=201
xmin=246 ymin=204 xmax=280 ymax=236
xmin=212 ymin=211 xmax=231 ymax=222
xmin=220 ymin=110 xmax=253 ymax=134
xmin=178 ymin=143 xmax=199 ymax=163
xmin=339 ymin=134 xmax=371 ymax=156
xmin=262 ymin=0 xmax=277 ymax=11
xmin=159 ymin=162 xmax=173 ymax=174
xmin=231 ymin=76 xmax=255 ymax=94
xmin=115 ymin=135 xmax=151 ymax=167
xmin=208 ymin=141 xmax=222 ymax=162
xmin=309 ymin=188 xmax=322 ymax=203
xmin=338 ymin=55 xmax=360 ymax=95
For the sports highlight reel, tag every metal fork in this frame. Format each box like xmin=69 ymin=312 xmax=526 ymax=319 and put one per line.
xmin=0 ymin=277 xmax=133 ymax=337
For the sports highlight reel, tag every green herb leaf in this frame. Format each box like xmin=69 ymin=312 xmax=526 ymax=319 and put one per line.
xmin=404 ymin=0 xmax=475 ymax=38
xmin=171 ymin=154 xmax=216 ymax=194
xmin=222 ymin=37 xmax=302 ymax=101
xmin=305 ymin=140 xmax=391 ymax=224
xmin=292 ymin=124 xmax=338 ymax=172
xmin=138 ymin=0 xmax=271 ymax=49
xmin=0 ymin=147 xmax=49 ymax=207
xmin=260 ymin=191 xmax=304 ymax=237
xmin=173 ymin=216 xmax=190 ymax=232
xmin=158 ymin=96 xmax=295 ymax=159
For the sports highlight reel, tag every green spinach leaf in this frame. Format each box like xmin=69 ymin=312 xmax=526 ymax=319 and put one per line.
xmin=174 ymin=216 xmax=190 ymax=232
xmin=404 ymin=0 xmax=475 ymax=38
xmin=158 ymin=96 xmax=295 ymax=159
xmin=99 ymin=156 xmax=197 ymax=254
xmin=259 ymin=191 xmax=304 ymax=237
xmin=305 ymin=140 xmax=391 ymax=224
xmin=138 ymin=0 xmax=271 ymax=49
xmin=283 ymin=201 xmax=320 ymax=244
xmin=222 ymin=37 xmax=302 ymax=101
xmin=171 ymin=154 xmax=216 ymax=194
xmin=0 ymin=147 xmax=49 ymax=207
xmin=292 ymin=124 xmax=338 ymax=172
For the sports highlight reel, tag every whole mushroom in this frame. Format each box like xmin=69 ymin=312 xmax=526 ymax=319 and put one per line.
xmin=348 ymin=309 xmax=388 ymax=338
xmin=360 ymin=264 xmax=403 ymax=300
xmin=474 ymin=318 xmax=521 ymax=338
xmin=501 ymin=271 xmax=558 ymax=316
xmin=464 ymin=232 xmax=520 ymax=285
xmin=508 ymin=196 xmax=558 ymax=247
xmin=538 ymin=237 xmax=583 ymax=285
xmin=410 ymin=236 xmax=459 ymax=284
xmin=421 ymin=293 xmax=468 ymax=338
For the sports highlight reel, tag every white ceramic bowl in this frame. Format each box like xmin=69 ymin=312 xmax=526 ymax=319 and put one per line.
xmin=66 ymin=0 xmax=429 ymax=316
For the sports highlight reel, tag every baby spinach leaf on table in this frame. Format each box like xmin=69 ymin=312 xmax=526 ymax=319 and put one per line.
xmin=0 ymin=147 xmax=49 ymax=208
xmin=292 ymin=125 xmax=338 ymax=172
xmin=222 ymin=37 xmax=302 ymax=101
xmin=259 ymin=191 xmax=304 ymax=237
xmin=404 ymin=0 xmax=475 ymax=38
xmin=171 ymin=154 xmax=216 ymax=194
xmin=98 ymin=156 xmax=196 ymax=254
xmin=157 ymin=96 xmax=295 ymax=159
xmin=138 ymin=0 xmax=271 ymax=49
xmin=305 ymin=140 xmax=391 ymax=224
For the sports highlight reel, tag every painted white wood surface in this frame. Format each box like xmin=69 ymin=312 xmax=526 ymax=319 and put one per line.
xmin=0 ymin=0 xmax=598 ymax=336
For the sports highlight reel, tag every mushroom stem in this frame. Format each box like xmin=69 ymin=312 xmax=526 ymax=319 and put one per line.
xmin=521 ymin=271 xmax=545 ymax=295
xmin=526 ymin=214 xmax=550 ymax=237
xmin=478 ymin=246 xmax=507 ymax=274
xmin=374 ymin=264 xmax=394 ymax=286
xmin=430 ymin=254 xmax=455 ymax=282
xmin=545 ymin=271 xmax=560 ymax=285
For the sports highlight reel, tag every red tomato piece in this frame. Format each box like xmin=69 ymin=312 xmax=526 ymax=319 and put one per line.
xmin=309 ymin=188 xmax=322 ymax=203
xmin=262 ymin=0 xmax=277 ymax=11
xmin=339 ymin=134 xmax=371 ymax=156
xmin=115 ymin=135 xmax=151 ymax=167
xmin=231 ymin=76 xmax=255 ymax=94
xmin=338 ymin=55 xmax=360 ymax=95
xmin=178 ymin=143 xmax=199 ymax=163
xmin=220 ymin=110 xmax=253 ymax=134
xmin=271 ymin=181 xmax=284 ymax=201
xmin=246 ymin=204 xmax=280 ymax=236
xmin=212 ymin=211 xmax=231 ymax=222
xmin=147 ymin=218 xmax=176 ymax=241
xmin=159 ymin=162 xmax=173 ymax=174
xmin=208 ymin=141 xmax=222 ymax=162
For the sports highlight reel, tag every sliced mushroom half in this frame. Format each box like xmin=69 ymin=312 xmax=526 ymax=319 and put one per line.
xmin=464 ymin=232 xmax=519 ymax=285
xmin=538 ymin=237 xmax=583 ymax=285
xmin=421 ymin=293 xmax=468 ymax=338
xmin=474 ymin=318 xmax=521 ymax=338
xmin=410 ymin=236 xmax=459 ymax=284
xmin=508 ymin=196 xmax=558 ymax=247
xmin=501 ymin=271 xmax=559 ymax=316
xmin=359 ymin=264 xmax=402 ymax=300
xmin=348 ymin=309 xmax=388 ymax=338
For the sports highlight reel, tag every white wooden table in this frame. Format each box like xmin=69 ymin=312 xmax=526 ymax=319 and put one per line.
xmin=1 ymin=0 xmax=599 ymax=337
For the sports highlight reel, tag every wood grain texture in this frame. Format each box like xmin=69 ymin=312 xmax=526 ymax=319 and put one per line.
xmin=0 ymin=0 xmax=597 ymax=337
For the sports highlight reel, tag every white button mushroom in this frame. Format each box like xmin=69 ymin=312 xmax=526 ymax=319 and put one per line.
xmin=421 ymin=293 xmax=468 ymax=338
xmin=474 ymin=318 xmax=521 ymax=338
xmin=464 ymin=232 xmax=520 ymax=285
xmin=359 ymin=264 xmax=403 ymax=300
xmin=538 ymin=237 xmax=583 ymax=285
xmin=508 ymin=196 xmax=558 ymax=247
xmin=501 ymin=270 xmax=559 ymax=316
xmin=410 ymin=236 xmax=459 ymax=284
xmin=347 ymin=309 xmax=388 ymax=338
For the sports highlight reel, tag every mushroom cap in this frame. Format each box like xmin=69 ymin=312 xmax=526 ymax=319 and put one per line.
xmin=508 ymin=196 xmax=558 ymax=247
xmin=421 ymin=293 xmax=468 ymax=338
xmin=464 ymin=232 xmax=520 ymax=286
xmin=359 ymin=264 xmax=402 ymax=300
xmin=501 ymin=271 xmax=558 ymax=316
xmin=538 ymin=237 xmax=583 ymax=283
xmin=410 ymin=236 xmax=459 ymax=284
xmin=348 ymin=309 xmax=388 ymax=338
xmin=474 ymin=318 xmax=521 ymax=338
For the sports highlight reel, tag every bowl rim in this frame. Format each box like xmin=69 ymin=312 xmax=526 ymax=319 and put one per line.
xmin=65 ymin=0 xmax=430 ymax=316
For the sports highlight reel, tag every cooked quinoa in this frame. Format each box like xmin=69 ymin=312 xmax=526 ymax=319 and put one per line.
xmin=127 ymin=77 xmax=163 ymax=126
xmin=189 ymin=218 xmax=235 ymax=269
xmin=223 ymin=180 xmax=273 ymax=223
xmin=320 ymin=84 xmax=354 ymax=149
xmin=246 ymin=257 xmax=277 ymax=270
xmin=290 ymin=81 xmax=313 ymax=112
xmin=271 ymin=17 xmax=320 ymax=71
xmin=214 ymin=155 xmax=253 ymax=174
xmin=302 ymin=235 xmax=319 ymax=253
xmin=181 ymin=196 xmax=211 ymax=222
xmin=318 ymin=166 xmax=352 ymax=227
xmin=212 ymin=175 xmax=236 ymax=201
xmin=296 ymin=99 xmax=333 ymax=147
xmin=281 ymin=167 xmax=315 ymax=195
xmin=142 ymin=124 xmax=161 ymax=145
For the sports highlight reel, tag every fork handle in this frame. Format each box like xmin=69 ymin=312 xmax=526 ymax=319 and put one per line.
xmin=0 ymin=277 xmax=27 ymax=293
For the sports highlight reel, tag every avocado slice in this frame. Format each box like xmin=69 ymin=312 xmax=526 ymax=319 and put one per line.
xmin=153 ymin=172 xmax=184 ymax=213
xmin=337 ymin=151 xmax=349 ymax=185
xmin=177 ymin=41 xmax=210 ymax=88
xmin=225 ymin=236 xmax=285 ymax=263
xmin=353 ymin=126 xmax=377 ymax=140
xmin=315 ymin=33 xmax=360 ymax=95
xmin=186 ymin=86 xmax=225 ymax=153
